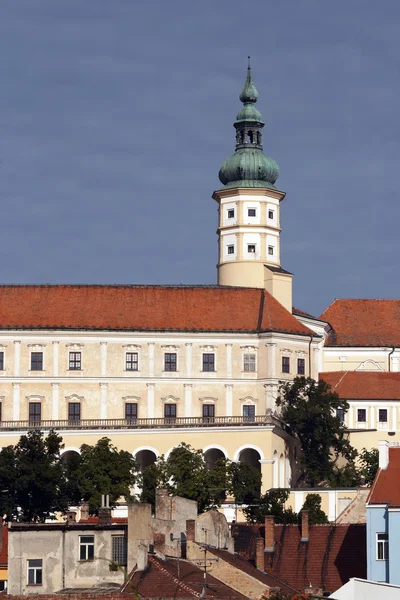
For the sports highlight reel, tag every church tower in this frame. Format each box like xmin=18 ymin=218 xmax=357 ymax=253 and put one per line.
xmin=213 ymin=60 xmax=293 ymax=312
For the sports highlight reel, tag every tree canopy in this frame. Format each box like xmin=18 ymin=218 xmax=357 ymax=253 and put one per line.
xmin=243 ymin=489 xmax=328 ymax=525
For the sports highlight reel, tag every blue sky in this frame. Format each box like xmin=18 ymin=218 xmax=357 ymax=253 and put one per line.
xmin=1 ymin=1 xmax=400 ymax=316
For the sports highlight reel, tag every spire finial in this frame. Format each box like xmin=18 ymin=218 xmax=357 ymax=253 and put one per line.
xmin=248 ymin=55 xmax=251 ymax=70
xmin=239 ymin=57 xmax=258 ymax=104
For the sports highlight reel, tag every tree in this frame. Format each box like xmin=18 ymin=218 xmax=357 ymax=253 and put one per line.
xmin=276 ymin=377 xmax=357 ymax=486
xmin=0 ymin=429 xmax=68 ymax=522
xmin=243 ymin=489 xmax=297 ymax=524
xmin=228 ymin=461 xmax=262 ymax=505
xmin=69 ymin=437 xmax=138 ymax=513
xmin=358 ymin=447 xmax=379 ymax=486
xmin=299 ymin=494 xmax=328 ymax=525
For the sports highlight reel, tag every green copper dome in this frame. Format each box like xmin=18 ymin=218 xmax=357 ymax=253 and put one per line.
xmin=218 ymin=58 xmax=279 ymax=190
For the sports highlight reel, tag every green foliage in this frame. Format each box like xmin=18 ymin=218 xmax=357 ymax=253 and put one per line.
xmin=70 ymin=437 xmax=138 ymax=512
xmin=299 ymin=493 xmax=328 ymax=525
xmin=228 ymin=460 xmax=261 ymax=505
xmin=0 ymin=429 xmax=67 ymax=522
xmin=243 ymin=489 xmax=297 ymax=524
xmin=276 ymin=377 xmax=357 ymax=486
xmin=358 ymin=447 xmax=379 ymax=486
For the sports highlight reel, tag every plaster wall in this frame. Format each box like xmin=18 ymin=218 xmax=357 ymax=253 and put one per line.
xmin=366 ymin=506 xmax=387 ymax=582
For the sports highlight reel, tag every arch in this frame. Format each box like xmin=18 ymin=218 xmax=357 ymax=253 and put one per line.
xmin=279 ymin=453 xmax=285 ymax=488
xmin=285 ymin=455 xmax=291 ymax=488
xmin=203 ymin=447 xmax=227 ymax=470
xmin=247 ymin=131 xmax=254 ymax=144
xmin=61 ymin=446 xmax=81 ymax=456
xmin=273 ymin=450 xmax=279 ymax=488
xmin=60 ymin=448 xmax=81 ymax=469
xmin=134 ymin=446 xmax=160 ymax=473
xmin=233 ymin=444 xmax=264 ymax=462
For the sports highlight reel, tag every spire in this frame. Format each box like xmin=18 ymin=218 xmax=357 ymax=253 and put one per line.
xmin=239 ymin=56 xmax=259 ymax=104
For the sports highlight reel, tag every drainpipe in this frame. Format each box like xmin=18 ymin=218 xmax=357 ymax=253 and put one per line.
xmin=388 ymin=347 xmax=395 ymax=372
xmin=308 ymin=335 xmax=313 ymax=377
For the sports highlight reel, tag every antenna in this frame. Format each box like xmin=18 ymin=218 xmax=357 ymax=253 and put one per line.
xmin=248 ymin=55 xmax=251 ymax=69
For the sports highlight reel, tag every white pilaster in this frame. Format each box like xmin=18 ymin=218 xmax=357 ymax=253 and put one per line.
xmin=52 ymin=341 xmax=59 ymax=377
xmin=392 ymin=405 xmax=397 ymax=431
xmin=185 ymin=344 xmax=192 ymax=378
xmin=184 ymin=384 xmax=192 ymax=417
xmin=51 ymin=383 xmax=59 ymax=420
xmin=349 ymin=406 xmax=354 ymax=429
xmin=294 ymin=491 xmax=304 ymax=513
xmin=264 ymin=383 xmax=277 ymax=411
xmin=313 ymin=347 xmax=320 ymax=378
xmin=100 ymin=383 xmax=108 ymax=419
xmin=266 ymin=343 xmax=276 ymax=378
xmin=225 ymin=384 xmax=233 ymax=416
xmin=100 ymin=342 xmax=107 ymax=377
xmin=328 ymin=490 xmax=336 ymax=522
xmin=12 ymin=383 xmax=20 ymax=421
xmin=225 ymin=343 xmax=233 ymax=378
xmin=148 ymin=343 xmax=155 ymax=377
xmin=370 ymin=406 xmax=375 ymax=429
xmin=147 ymin=383 xmax=155 ymax=418
xmin=14 ymin=341 xmax=21 ymax=377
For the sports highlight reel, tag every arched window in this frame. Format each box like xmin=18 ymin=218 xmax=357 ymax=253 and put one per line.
xmin=279 ymin=453 xmax=285 ymax=488
xmin=247 ymin=131 xmax=254 ymax=144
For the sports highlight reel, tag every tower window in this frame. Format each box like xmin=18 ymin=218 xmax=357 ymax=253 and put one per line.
xmin=227 ymin=209 xmax=234 ymax=219
xmin=268 ymin=210 xmax=274 ymax=219
xmin=247 ymin=131 xmax=254 ymax=144
xmin=247 ymin=244 xmax=256 ymax=253
xmin=248 ymin=208 xmax=256 ymax=217
xmin=268 ymin=246 xmax=274 ymax=255
xmin=227 ymin=245 xmax=234 ymax=255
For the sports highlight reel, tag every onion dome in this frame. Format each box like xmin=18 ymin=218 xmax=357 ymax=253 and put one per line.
xmin=218 ymin=58 xmax=279 ymax=190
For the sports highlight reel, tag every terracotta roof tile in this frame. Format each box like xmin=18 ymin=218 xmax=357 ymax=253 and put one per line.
xmin=319 ymin=299 xmax=400 ymax=347
xmin=0 ymin=285 xmax=313 ymax=336
xmin=129 ymin=555 xmax=247 ymax=599
xmin=292 ymin=307 xmax=316 ymax=319
xmin=368 ymin=446 xmax=400 ymax=506
xmin=320 ymin=371 xmax=400 ymax=400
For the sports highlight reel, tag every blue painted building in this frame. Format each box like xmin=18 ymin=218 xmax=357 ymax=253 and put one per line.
xmin=366 ymin=440 xmax=400 ymax=584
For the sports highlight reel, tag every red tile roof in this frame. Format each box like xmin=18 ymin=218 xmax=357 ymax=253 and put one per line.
xmin=79 ymin=517 xmax=128 ymax=524
xmin=319 ymin=299 xmax=400 ymax=347
xmin=0 ymin=285 xmax=313 ymax=336
xmin=292 ymin=307 xmax=317 ymax=319
xmin=233 ymin=523 xmax=366 ymax=594
xmin=368 ymin=446 xmax=400 ymax=506
xmin=129 ymin=555 xmax=247 ymax=599
xmin=0 ymin=526 xmax=7 ymax=567
xmin=320 ymin=371 xmax=400 ymax=400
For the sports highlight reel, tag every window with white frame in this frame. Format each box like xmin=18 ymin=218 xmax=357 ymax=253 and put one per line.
xmin=69 ymin=351 xmax=81 ymax=370
xmin=164 ymin=353 xmax=177 ymax=372
xmin=27 ymin=559 xmax=42 ymax=585
xmin=357 ymin=408 xmax=366 ymax=423
xmin=31 ymin=352 xmax=43 ymax=371
xmin=202 ymin=353 xmax=215 ymax=372
xmin=125 ymin=352 xmax=139 ymax=371
xmin=378 ymin=408 xmax=388 ymax=427
xmin=243 ymin=353 xmax=256 ymax=372
xmin=79 ymin=535 xmax=94 ymax=561
xmin=376 ymin=533 xmax=388 ymax=560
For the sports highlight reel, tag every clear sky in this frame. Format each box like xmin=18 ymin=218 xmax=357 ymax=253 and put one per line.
xmin=1 ymin=1 xmax=399 ymax=316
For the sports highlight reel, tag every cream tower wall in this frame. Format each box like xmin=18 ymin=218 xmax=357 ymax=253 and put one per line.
xmin=213 ymin=187 xmax=293 ymax=312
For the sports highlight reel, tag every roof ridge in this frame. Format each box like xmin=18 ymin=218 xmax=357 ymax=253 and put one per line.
xmin=149 ymin=556 xmax=201 ymax=598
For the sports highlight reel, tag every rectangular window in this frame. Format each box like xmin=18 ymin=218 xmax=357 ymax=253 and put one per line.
xmin=125 ymin=403 xmax=137 ymax=424
xmin=379 ymin=409 xmax=388 ymax=422
xmin=126 ymin=352 xmax=139 ymax=371
xmin=243 ymin=353 xmax=256 ymax=372
xmin=68 ymin=402 xmax=81 ymax=423
xmin=27 ymin=559 xmax=42 ymax=585
xmin=164 ymin=403 xmax=176 ymax=423
xmin=268 ymin=246 xmax=274 ymax=255
xmin=29 ymin=402 xmax=41 ymax=423
xmin=202 ymin=353 xmax=215 ymax=372
xmin=297 ymin=358 xmax=305 ymax=375
xmin=164 ymin=353 xmax=177 ymax=372
xmin=69 ymin=351 xmax=81 ymax=370
xmin=248 ymin=208 xmax=256 ymax=217
xmin=268 ymin=210 xmax=274 ymax=219
xmin=202 ymin=404 xmax=215 ymax=422
xmin=112 ymin=535 xmax=127 ymax=566
xmin=79 ymin=535 xmax=94 ymax=561
xmin=243 ymin=405 xmax=255 ymax=422
xmin=357 ymin=408 xmax=366 ymax=423
xmin=247 ymin=244 xmax=256 ymax=253
xmin=227 ymin=209 xmax=234 ymax=219
xmin=0 ymin=351 xmax=4 ymax=370
xmin=377 ymin=533 xmax=388 ymax=560
xmin=227 ymin=245 xmax=234 ymax=255
xmin=31 ymin=352 xmax=43 ymax=371
xmin=282 ymin=356 xmax=290 ymax=373
xmin=336 ymin=408 xmax=345 ymax=423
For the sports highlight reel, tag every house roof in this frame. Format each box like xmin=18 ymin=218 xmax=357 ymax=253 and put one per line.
xmin=368 ymin=446 xmax=400 ymax=507
xmin=0 ymin=285 xmax=313 ymax=336
xmin=128 ymin=555 xmax=247 ymax=599
xmin=292 ymin=306 xmax=317 ymax=320
xmin=320 ymin=371 xmax=400 ymax=400
xmin=0 ymin=526 xmax=7 ymax=567
xmin=319 ymin=299 xmax=400 ymax=347
xmin=233 ymin=522 xmax=366 ymax=594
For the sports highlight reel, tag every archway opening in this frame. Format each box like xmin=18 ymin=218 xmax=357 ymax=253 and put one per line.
xmin=135 ymin=449 xmax=157 ymax=473
xmin=204 ymin=448 xmax=225 ymax=470
xmin=238 ymin=448 xmax=261 ymax=472
xmin=61 ymin=450 xmax=80 ymax=468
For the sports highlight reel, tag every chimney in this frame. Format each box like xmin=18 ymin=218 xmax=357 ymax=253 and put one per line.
xmin=379 ymin=440 xmax=390 ymax=469
xmin=66 ymin=510 xmax=77 ymax=524
xmin=255 ymin=537 xmax=264 ymax=570
xmin=264 ymin=516 xmax=275 ymax=552
xmin=301 ymin=511 xmax=309 ymax=542
xmin=137 ymin=542 xmax=148 ymax=571
xmin=98 ymin=494 xmax=112 ymax=526
xmin=80 ymin=502 xmax=89 ymax=521
xmin=304 ymin=585 xmax=323 ymax=597
xmin=186 ymin=519 xmax=196 ymax=542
